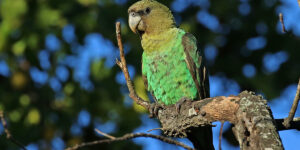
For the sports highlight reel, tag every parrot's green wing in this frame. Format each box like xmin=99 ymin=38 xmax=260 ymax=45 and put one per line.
xmin=142 ymin=59 xmax=158 ymax=102
xmin=182 ymin=33 xmax=210 ymax=99
xmin=182 ymin=33 xmax=213 ymax=150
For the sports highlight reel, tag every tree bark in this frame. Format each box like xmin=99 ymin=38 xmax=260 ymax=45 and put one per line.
xmin=156 ymin=91 xmax=283 ymax=150
xmin=232 ymin=92 xmax=283 ymax=150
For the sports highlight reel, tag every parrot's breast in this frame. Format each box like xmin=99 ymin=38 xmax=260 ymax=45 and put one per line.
xmin=142 ymin=28 xmax=198 ymax=105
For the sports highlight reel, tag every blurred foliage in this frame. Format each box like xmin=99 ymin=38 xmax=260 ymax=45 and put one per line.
xmin=0 ymin=0 xmax=299 ymax=149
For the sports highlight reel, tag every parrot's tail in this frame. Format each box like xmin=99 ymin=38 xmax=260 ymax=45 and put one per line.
xmin=187 ymin=126 xmax=214 ymax=150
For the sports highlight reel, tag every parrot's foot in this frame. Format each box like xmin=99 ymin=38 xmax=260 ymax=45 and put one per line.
xmin=148 ymin=103 xmax=163 ymax=118
xmin=176 ymin=97 xmax=193 ymax=114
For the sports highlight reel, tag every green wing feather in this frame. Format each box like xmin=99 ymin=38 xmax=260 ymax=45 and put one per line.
xmin=141 ymin=29 xmax=209 ymax=104
xmin=141 ymin=59 xmax=158 ymax=102
xmin=182 ymin=33 xmax=213 ymax=150
xmin=182 ymin=33 xmax=210 ymax=99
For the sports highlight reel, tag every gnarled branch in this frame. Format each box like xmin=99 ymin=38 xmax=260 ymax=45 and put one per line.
xmin=114 ymin=22 xmax=300 ymax=150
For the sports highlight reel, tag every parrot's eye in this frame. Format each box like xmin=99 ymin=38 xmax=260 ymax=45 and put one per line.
xmin=131 ymin=12 xmax=136 ymax=17
xmin=145 ymin=7 xmax=151 ymax=14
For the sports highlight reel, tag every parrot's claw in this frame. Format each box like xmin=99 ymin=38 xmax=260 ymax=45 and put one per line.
xmin=149 ymin=103 xmax=163 ymax=118
xmin=176 ymin=97 xmax=192 ymax=114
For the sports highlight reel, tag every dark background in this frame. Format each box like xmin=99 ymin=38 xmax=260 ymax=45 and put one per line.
xmin=0 ymin=0 xmax=299 ymax=149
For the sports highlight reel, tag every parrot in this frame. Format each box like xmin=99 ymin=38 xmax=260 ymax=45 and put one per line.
xmin=128 ymin=0 xmax=213 ymax=149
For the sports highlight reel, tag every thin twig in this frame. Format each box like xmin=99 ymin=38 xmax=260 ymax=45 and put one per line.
xmin=65 ymin=132 xmax=195 ymax=150
xmin=115 ymin=22 xmax=150 ymax=109
xmin=0 ymin=111 xmax=11 ymax=139
xmin=0 ymin=111 xmax=27 ymax=150
xmin=219 ymin=122 xmax=224 ymax=150
xmin=294 ymin=117 xmax=300 ymax=122
xmin=276 ymin=117 xmax=300 ymax=131
xmin=279 ymin=13 xmax=286 ymax=33
xmin=147 ymin=128 xmax=163 ymax=132
xmin=94 ymin=129 xmax=116 ymax=139
xmin=283 ymin=78 xmax=300 ymax=128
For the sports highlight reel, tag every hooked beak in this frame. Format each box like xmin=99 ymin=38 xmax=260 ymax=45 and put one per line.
xmin=129 ymin=12 xmax=142 ymax=34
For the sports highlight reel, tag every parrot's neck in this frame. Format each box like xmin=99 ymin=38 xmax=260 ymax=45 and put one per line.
xmin=141 ymin=27 xmax=181 ymax=53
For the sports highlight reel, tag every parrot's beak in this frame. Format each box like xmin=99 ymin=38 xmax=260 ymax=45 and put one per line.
xmin=129 ymin=12 xmax=142 ymax=34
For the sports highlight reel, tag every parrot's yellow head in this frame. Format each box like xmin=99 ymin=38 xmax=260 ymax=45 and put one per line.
xmin=128 ymin=0 xmax=175 ymax=37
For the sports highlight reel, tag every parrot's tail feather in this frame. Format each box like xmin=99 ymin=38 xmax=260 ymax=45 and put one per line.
xmin=187 ymin=126 xmax=214 ymax=150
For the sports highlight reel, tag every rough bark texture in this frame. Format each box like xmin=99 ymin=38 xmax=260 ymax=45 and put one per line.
xmin=156 ymin=91 xmax=283 ymax=150
xmin=232 ymin=91 xmax=283 ymax=150
xmin=157 ymin=95 xmax=239 ymax=137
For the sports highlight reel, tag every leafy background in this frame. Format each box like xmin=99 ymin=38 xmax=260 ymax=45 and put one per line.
xmin=0 ymin=0 xmax=299 ymax=149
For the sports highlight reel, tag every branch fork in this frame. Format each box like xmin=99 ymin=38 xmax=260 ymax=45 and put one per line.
xmin=66 ymin=21 xmax=300 ymax=150
xmin=113 ymin=22 xmax=296 ymax=150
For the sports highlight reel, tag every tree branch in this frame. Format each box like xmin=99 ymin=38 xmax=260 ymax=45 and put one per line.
xmin=232 ymin=92 xmax=283 ymax=150
xmin=94 ymin=128 xmax=116 ymax=139
xmin=0 ymin=111 xmax=27 ymax=150
xmin=283 ymin=78 xmax=300 ymax=128
xmin=65 ymin=132 xmax=195 ymax=150
xmin=114 ymin=21 xmax=290 ymax=150
xmin=66 ymin=22 xmax=195 ymax=150
xmin=279 ymin=13 xmax=286 ymax=33
xmin=276 ymin=117 xmax=300 ymax=131
xmin=219 ymin=122 xmax=224 ymax=150
xmin=278 ymin=13 xmax=299 ymax=38
xmin=140 ymin=91 xmax=284 ymax=150
xmin=115 ymin=22 xmax=150 ymax=109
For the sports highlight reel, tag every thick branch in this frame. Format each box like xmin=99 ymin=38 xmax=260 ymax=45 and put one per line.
xmin=115 ymin=21 xmax=287 ymax=150
xmin=153 ymin=91 xmax=283 ymax=149
xmin=151 ymin=91 xmax=282 ymax=149
xmin=156 ymin=96 xmax=239 ymax=137
xmin=115 ymin=22 xmax=149 ymax=109
xmin=283 ymin=78 xmax=300 ymax=128
xmin=65 ymin=133 xmax=194 ymax=150
xmin=232 ymin=92 xmax=283 ymax=150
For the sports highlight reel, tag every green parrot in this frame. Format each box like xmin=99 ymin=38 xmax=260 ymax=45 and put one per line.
xmin=128 ymin=0 xmax=213 ymax=149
